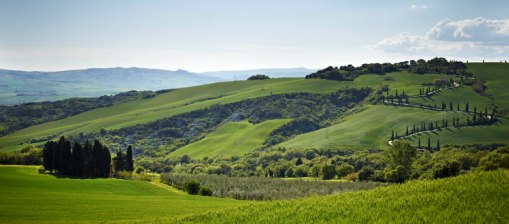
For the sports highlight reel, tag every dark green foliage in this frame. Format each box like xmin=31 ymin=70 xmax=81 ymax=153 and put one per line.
xmin=199 ymin=186 xmax=213 ymax=196
xmin=0 ymin=90 xmax=156 ymax=137
xmin=247 ymin=74 xmax=270 ymax=80
xmin=478 ymin=146 xmax=509 ymax=171
xmin=320 ymin=164 xmax=336 ymax=180
xmin=184 ymin=180 xmax=201 ymax=195
xmin=306 ymin=58 xmax=470 ymax=81
xmin=385 ymin=142 xmax=417 ymax=183
xmin=126 ymin=145 xmax=134 ymax=172
xmin=42 ymin=137 xmax=111 ymax=178
xmin=431 ymin=160 xmax=461 ymax=179
xmin=358 ymin=166 xmax=375 ymax=181
xmin=336 ymin=164 xmax=355 ymax=178
xmin=0 ymin=146 xmax=42 ymax=165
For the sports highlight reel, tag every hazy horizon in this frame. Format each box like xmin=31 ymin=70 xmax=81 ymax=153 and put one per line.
xmin=1 ymin=0 xmax=508 ymax=72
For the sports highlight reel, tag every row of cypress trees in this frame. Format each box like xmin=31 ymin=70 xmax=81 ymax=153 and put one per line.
xmin=42 ymin=137 xmax=133 ymax=178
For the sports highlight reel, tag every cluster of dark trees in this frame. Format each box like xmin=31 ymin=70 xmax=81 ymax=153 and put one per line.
xmin=247 ymin=74 xmax=270 ymax=80
xmin=43 ymin=137 xmax=112 ymax=177
xmin=0 ymin=90 xmax=156 ymax=137
xmin=113 ymin=145 xmax=134 ymax=172
xmin=305 ymin=57 xmax=472 ymax=81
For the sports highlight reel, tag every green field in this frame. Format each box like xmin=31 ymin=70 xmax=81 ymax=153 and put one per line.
xmin=0 ymin=78 xmax=341 ymax=152
xmin=467 ymin=63 xmax=509 ymax=115
xmin=167 ymin=170 xmax=509 ymax=224
xmin=280 ymin=105 xmax=473 ymax=150
xmin=411 ymin=85 xmax=493 ymax=111
xmin=169 ymin=119 xmax=291 ymax=159
xmin=0 ymin=165 xmax=249 ymax=223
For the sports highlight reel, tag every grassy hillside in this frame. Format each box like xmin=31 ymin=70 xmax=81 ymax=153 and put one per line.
xmin=0 ymin=165 xmax=248 ymax=223
xmin=166 ymin=170 xmax=509 ymax=224
xmin=0 ymin=78 xmax=340 ymax=152
xmin=467 ymin=63 xmax=509 ymax=115
xmin=281 ymin=105 xmax=473 ymax=150
xmin=170 ymin=119 xmax=291 ymax=159
xmin=411 ymin=85 xmax=493 ymax=111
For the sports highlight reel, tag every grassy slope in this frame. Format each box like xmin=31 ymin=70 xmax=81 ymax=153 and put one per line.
xmin=467 ymin=63 xmax=509 ymax=115
xmin=170 ymin=119 xmax=291 ymax=159
xmin=411 ymin=85 xmax=493 ymax=111
xmin=0 ymin=78 xmax=340 ymax=152
xmin=0 ymin=165 xmax=249 ymax=223
xmin=166 ymin=170 xmax=509 ymax=224
xmin=281 ymin=105 xmax=472 ymax=150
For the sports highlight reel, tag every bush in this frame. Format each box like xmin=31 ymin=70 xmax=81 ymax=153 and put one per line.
xmin=431 ymin=160 xmax=461 ymax=179
xmin=199 ymin=186 xmax=213 ymax=196
xmin=320 ymin=164 xmax=336 ymax=180
xmin=116 ymin=171 xmax=133 ymax=180
xmin=184 ymin=180 xmax=201 ymax=195
xmin=358 ymin=166 xmax=375 ymax=181
xmin=478 ymin=147 xmax=509 ymax=171
xmin=336 ymin=164 xmax=355 ymax=179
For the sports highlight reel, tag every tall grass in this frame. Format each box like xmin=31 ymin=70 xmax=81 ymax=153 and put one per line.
xmin=165 ymin=169 xmax=509 ymax=223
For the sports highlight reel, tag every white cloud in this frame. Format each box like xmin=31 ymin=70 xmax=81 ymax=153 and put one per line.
xmin=410 ymin=4 xmax=428 ymax=10
xmin=374 ymin=17 xmax=509 ymax=58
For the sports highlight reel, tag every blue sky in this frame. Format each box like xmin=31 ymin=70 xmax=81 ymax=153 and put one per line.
xmin=1 ymin=0 xmax=508 ymax=72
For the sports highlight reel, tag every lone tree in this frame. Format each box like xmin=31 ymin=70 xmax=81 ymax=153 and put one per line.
xmin=384 ymin=141 xmax=417 ymax=183
xmin=126 ymin=145 xmax=134 ymax=172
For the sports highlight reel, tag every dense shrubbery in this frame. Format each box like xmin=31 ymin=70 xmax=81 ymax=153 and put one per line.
xmin=0 ymin=145 xmax=42 ymax=165
xmin=247 ymin=74 xmax=270 ymax=80
xmin=306 ymin=57 xmax=472 ymax=81
xmin=0 ymin=90 xmax=156 ymax=136
xmin=161 ymin=173 xmax=385 ymax=200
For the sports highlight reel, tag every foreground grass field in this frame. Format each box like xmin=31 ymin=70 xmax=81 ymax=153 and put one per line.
xmin=165 ymin=169 xmax=509 ymax=224
xmin=0 ymin=165 xmax=249 ymax=223
xmin=169 ymin=119 xmax=291 ymax=159
xmin=280 ymin=105 xmax=475 ymax=150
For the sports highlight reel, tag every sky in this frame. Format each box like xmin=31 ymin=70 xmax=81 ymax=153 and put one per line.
xmin=1 ymin=0 xmax=508 ymax=72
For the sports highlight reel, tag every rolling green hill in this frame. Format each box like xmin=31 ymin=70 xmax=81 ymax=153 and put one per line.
xmin=0 ymin=165 xmax=249 ymax=223
xmin=280 ymin=105 xmax=475 ymax=150
xmin=0 ymin=78 xmax=341 ymax=152
xmin=411 ymin=85 xmax=493 ymax=111
xmin=467 ymin=63 xmax=509 ymax=115
xmin=166 ymin=169 xmax=509 ymax=224
xmin=169 ymin=119 xmax=291 ymax=159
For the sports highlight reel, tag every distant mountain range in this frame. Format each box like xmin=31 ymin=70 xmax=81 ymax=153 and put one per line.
xmin=202 ymin=67 xmax=317 ymax=80
xmin=0 ymin=67 xmax=316 ymax=105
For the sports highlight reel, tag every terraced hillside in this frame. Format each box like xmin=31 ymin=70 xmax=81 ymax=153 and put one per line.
xmin=0 ymin=165 xmax=249 ymax=223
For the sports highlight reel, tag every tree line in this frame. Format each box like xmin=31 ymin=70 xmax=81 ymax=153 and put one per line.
xmin=42 ymin=136 xmax=133 ymax=178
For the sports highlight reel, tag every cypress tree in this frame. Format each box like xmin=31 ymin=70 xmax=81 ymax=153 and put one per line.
xmin=43 ymin=141 xmax=56 ymax=171
xmin=474 ymin=106 xmax=477 ymax=114
xmin=126 ymin=145 xmax=134 ymax=172
xmin=457 ymin=102 xmax=460 ymax=111
xmin=61 ymin=140 xmax=72 ymax=175
xmin=102 ymin=146 xmax=111 ymax=177
xmin=114 ymin=149 xmax=125 ymax=172
xmin=418 ymin=138 xmax=421 ymax=148
xmin=72 ymin=142 xmax=84 ymax=177
xmin=450 ymin=101 xmax=453 ymax=110
xmin=466 ymin=102 xmax=469 ymax=112
xmin=427 ymin=137 xmax=431 ymax=150
xmin=92 ymin=140 xmax=103 ymax=177
xmin=55 ymin=136 xmax=66 ymax=172
xmin=406 ymin=126 xmax=409 ymax=136
xmin=391 ymin=130 xmax=394 ymax=140
xmin=82 ymin=140 xmax=94 ymax=177
xmin=436 ymin=139 xmax=440 ymax=151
